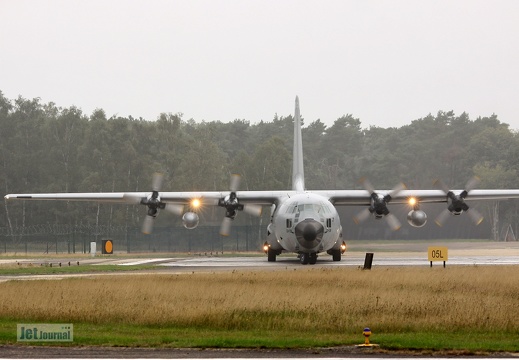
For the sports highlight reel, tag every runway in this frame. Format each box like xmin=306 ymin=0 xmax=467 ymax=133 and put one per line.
xmin=1 ymin=241 xmax=518 ymax=283
xmin=5 ymin=253 xmax=519 ymax=268
xmin=113 ymin=239 xmax=519 ymax=269
xmin=2 ymin=253 xmax=519 ymax=284
xmin=155 ymin=254 xmax=519 ymax=268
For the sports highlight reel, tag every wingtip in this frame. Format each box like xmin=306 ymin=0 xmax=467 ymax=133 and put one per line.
xmin=3 ymin=195 xmax=8 ymax=200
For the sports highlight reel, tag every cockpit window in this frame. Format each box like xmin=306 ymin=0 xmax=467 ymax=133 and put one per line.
xmin=286 ymin=203 xmax=298 ymax=213
xmin=296 ymin=204 xmax=324 ymax=213
xmin=286 ymin=202 xmax=331 ymax=214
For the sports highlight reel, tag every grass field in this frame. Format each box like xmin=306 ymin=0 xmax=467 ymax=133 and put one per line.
xmin=0 ymin=263 xmax=156 ymax=275
xmin=0 ymin=265 xmax=519 ymax=352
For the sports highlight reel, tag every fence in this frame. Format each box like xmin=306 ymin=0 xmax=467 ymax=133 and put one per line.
xmin=0 ymin=224 xmax=265 ymax=254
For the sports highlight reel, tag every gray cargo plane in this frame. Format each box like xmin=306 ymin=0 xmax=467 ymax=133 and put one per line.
xmin=6 ymin=97 xmax=519 ymax=264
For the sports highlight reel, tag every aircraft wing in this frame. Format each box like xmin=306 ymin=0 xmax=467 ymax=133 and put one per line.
xmin=317 ymin=189 xmax=519 ymax=205
xmin=4 ymin=190 xmax=289 ymax=236
xmin=4 ymin=192 xmax=133 ymax=202
xmin=160 ymin=191 xmax=286 ymax=206
xmin=4 ymin=191 xmax=287 ymax=206
xmin=7 ymin=189 xmax=519 ymax=205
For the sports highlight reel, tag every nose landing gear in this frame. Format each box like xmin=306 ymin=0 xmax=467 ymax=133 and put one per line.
xmin=299 ymin=252 xmax=317 ymax=265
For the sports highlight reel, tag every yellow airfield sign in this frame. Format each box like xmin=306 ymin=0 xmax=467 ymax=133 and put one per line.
xmin=428 ymin=246 xmax=448 ymax=261
xmin=428 ymin=246 xmax=448 ymax=267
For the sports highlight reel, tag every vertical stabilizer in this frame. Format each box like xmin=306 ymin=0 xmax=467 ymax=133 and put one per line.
xmin=292 ymin=96 xmax=305 ymax=192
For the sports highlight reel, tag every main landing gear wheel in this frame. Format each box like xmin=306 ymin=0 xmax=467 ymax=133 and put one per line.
xmin=267 ymin=248 xmax=277 ymax=262
xmin=332 ymin=250 xmax=341 ymax=262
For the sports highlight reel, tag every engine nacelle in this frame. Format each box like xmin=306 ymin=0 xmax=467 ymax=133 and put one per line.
xmin=182 ymin=212 xmax=199 ymax=229
xmin=407 ymin=209 xmax=427 ymax=228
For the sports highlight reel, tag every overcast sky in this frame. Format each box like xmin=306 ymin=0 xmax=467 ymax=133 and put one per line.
xmin=1 ymin=0 xmax=518 ymax=129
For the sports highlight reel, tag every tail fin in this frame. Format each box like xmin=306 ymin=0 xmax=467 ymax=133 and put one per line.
xmin=292 ymin=96 xmax=305 ymax=192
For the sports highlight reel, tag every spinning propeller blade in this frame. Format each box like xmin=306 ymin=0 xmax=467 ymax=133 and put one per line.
xmin=386 ymin=213 xmax=402 ymax=231
xmin=142 ymin=214 xmax=154 ymax=235
xmin=220 ymin=217 xmax=232 ymax=236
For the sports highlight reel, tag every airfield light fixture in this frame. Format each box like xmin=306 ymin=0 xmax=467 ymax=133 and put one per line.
xmin=356 ymin=327 xmax=379 ymax=348
xmin=363 ymin=328 xmax=372 ymax=345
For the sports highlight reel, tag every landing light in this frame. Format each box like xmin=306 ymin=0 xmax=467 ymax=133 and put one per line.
xmin=408 ymin=197 xmax=417 ymax=207
xmin=191 ymin=198 xmax=201 ymax=209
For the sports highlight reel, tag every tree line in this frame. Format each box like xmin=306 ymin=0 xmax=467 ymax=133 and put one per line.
xmin=1 ymin=90 xmax=519 ymax=242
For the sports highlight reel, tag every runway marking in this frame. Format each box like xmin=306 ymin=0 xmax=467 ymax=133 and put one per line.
xmin=159 ymin=257 xmax=279 ymax=267
xmin=0 ymin=259 xmax=30 ymax=265
xmin=118 ymin=258 xmax=174 ymax=266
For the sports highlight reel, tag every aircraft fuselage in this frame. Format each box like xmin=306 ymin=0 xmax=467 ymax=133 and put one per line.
xmin=268 ymin=193 xmax=342 ymax=257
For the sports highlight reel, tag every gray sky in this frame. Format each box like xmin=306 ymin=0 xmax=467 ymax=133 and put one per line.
xmin=1 ymin=0 xmax=518 ymax=129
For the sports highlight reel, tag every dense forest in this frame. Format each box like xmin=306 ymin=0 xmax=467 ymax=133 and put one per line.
xmin=1 ymin=91 xmax=519 ymax=253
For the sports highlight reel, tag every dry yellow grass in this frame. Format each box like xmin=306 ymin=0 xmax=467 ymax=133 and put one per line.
xmin=1 ymin=266 xmax=518 ymax=333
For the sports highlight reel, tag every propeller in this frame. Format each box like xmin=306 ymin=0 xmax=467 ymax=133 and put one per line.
xmin=218 ymin=174 xmax=262 ymax=236
xmin=434 ymin=177 xmax=484 ymax=227
xmin=125 ymin=173 xmax=183 ymax=234
xmin=353 ymin=178 xmax=406 ymax=231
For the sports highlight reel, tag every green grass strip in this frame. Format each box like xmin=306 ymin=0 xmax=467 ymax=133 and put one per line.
xmin=0 ymin=264 xmax=157 ymax=275
xmin=0 ymin=320 xmax=518 ymax=352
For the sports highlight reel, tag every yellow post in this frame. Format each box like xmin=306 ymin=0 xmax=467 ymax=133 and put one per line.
xmin=356 ymin=327 xmax=379 ymax=347
xmin=363 ymin=328 xmax=371 ymax=345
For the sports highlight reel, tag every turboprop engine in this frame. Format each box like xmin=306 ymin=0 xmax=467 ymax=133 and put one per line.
xmin=182 ymin=212 xmax=199 ymax=229
xmin=407 ymin=209 xmax=427 ymax=228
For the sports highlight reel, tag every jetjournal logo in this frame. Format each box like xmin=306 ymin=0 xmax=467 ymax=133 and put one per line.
xmin=17 ymin=324 xmax=73 ymax=342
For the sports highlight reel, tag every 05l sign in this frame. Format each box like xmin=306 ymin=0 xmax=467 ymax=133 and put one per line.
xmin=428 ymin=246 xmax=448 ymax=261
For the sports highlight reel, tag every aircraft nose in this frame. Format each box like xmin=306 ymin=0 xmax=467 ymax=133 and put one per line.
xmin=295 ymin=219 xmax=324 ymax=248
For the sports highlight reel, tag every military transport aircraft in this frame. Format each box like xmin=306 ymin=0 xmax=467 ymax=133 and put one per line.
xmin=6 ymin=97 xmax=519 ymax=264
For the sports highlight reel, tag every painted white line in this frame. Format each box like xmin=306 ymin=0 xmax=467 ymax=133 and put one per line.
xmin=118 ymin=258 xmax=174 ymax=266
xmin=0 ymin=259 xmax=30 ymax=265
